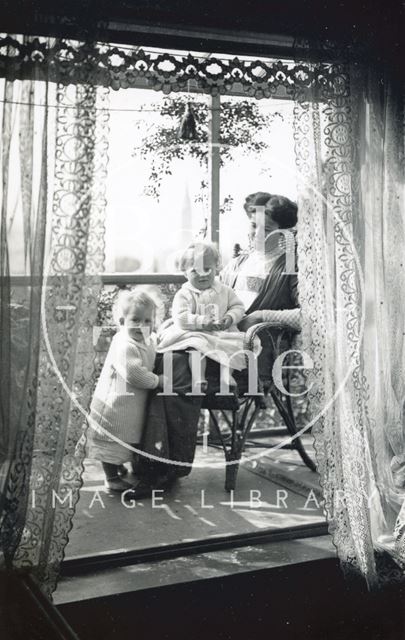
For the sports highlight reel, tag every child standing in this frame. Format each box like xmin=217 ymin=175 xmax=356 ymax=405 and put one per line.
xmin=158 ymin=242 xmax=248 ymax=391
xmin=87 ymin=289 xmax=163 ymax=492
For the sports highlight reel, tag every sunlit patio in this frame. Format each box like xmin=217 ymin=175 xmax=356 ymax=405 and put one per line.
xmin=65 ymin=436 xmax=323 ymax=558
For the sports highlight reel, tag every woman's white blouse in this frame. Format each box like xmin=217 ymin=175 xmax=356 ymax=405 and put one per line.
xmin=225 ymin=250 xmax=280 ymax=308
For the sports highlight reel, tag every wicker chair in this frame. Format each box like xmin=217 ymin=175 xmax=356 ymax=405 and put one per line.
xmin=200 ymin=320 xmax=316 ymax=491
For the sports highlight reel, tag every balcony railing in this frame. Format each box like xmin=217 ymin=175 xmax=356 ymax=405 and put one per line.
xmin=7 ymin=272 xmax=186 ymax=286
xmin=101 ymin=273 xmax=186 ymax=286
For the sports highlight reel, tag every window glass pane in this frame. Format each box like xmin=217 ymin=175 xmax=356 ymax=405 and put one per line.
xmin=105 ymin=88 xmax=209 ymax=273
xmin=219 ymin=96 xmax=296 ymax=264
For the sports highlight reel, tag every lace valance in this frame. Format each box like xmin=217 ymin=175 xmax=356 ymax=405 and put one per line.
xmin=0 ymin=34 xmax=352 ymax=98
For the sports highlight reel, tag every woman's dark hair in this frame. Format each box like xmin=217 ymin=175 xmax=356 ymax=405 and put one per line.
xmin=243 ymin=192 xmax=298 ymax=229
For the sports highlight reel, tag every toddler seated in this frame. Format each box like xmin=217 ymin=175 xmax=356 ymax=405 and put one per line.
xmin=158 ymin=242 xmax=249 ymax=393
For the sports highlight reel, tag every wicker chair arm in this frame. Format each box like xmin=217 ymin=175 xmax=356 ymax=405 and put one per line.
xmin=243 ymin=320 xmax=301 ymax=352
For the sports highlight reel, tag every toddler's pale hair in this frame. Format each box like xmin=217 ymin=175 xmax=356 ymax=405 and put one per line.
xmin=112 ymin=288 xmax=157 ymax=326
xmin=178 ymin=242 xmax=221 ymax=272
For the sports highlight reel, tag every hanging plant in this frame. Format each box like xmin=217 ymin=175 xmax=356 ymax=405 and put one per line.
xmin=177 ymin=102 xmax=198 ymax=140
xmin=133 ymin=95 xmax=283 ymax=201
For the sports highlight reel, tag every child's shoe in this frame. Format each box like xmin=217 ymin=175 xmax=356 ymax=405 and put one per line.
xmin=117 ymin=464 xmax=128 ymax=477
xmin=105 ymin=476 xmax=134 ymax=493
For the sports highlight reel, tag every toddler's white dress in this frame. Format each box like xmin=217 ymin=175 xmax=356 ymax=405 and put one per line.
xmin=157 ymin=279 xmax=248 ymax=370
xmin=85 ymin=330 xmax=159 ymax=464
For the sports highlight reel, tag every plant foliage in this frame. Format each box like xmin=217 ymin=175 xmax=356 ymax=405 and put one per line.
xmin=133 ymin=95 xmax=282 ymax=201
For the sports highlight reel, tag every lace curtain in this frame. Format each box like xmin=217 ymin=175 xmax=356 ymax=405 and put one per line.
xmin=359 ymin=75 xmax=405 ymax=572
xmin=294 ymin=61 xmax=405 ymax=586
xmin=0 ymin=37 xmax=109 ymax=596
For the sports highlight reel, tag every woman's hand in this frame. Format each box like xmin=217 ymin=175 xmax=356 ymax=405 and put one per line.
xmin=237 ymin=311 xmax=263 ymax=332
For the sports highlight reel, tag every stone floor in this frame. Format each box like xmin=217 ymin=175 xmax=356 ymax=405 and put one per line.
xmin=64 ymin=436 xmax=324 ymax=559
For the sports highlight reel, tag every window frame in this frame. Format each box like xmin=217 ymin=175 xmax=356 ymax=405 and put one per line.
xmin=61 ymin=521 xmax=328 ymax=577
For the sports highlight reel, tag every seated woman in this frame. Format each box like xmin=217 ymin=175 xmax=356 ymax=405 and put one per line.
xmin=132 ymin=192 xmax=300 ymax=498
xmin=222 ymin=192 xmax=300 ymax=377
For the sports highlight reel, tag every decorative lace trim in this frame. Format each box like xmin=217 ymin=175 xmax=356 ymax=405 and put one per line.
xmin=0 ymin=34 xmax=356 ymax=97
